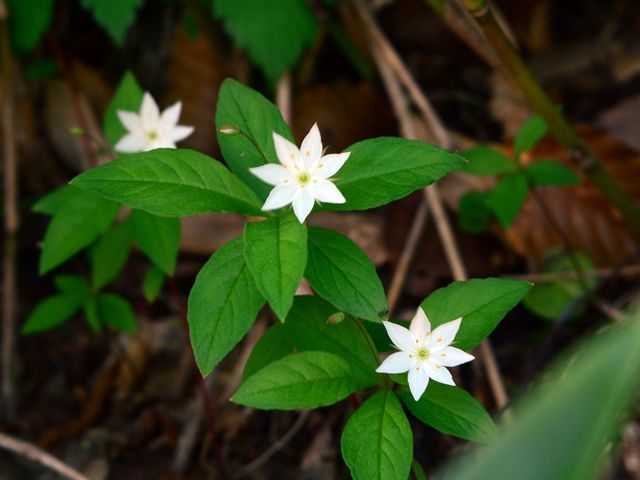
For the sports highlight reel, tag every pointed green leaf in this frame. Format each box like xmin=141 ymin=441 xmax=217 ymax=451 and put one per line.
xmin=90 ymin=218 xmax=132 ymax=290
xmin=7 ymin=0 xmax=55 ymax=53
xmin=215 ymin=78 xmax=294 ymax=198
xmin=487 ymin=172 xmax=528 ymax=228
xmin=131 ymin=209 xmax=181 ymax=275
xmin=22 ymin=293 xmax=86 ymax=334
xmin=458 ymin=191 xmax=493 ymax=234
xmin=54 ymin=275 xmax=90 ymax=297
xmin=398 ymin=383 xmax=496 ymax=442
xmin=79 ymin=0 xmax=144 ymax=45
xmin=188 ymin=237 xmax=264 ymax=376
xmin=142 ymin=264 xmax=165 ymax=303
xmin=212 ymin=0 xmax=317 ymax=83
xmin=71 ymin=149 xmax=263 ymax=217
xmin=514 ymin=115 xmax=548 ymax=156
xmin=244 ymin=213 xmax=307 ymax=321
xmin=305 ymin=227 xmax=387 ymax=322
xmin=104 ymin=71 xmax=144 ymax=148
xmin=39 ymin=186 xmax=121 ymax=274
xmin=461 ymin=146 xmax=518 ymax=176
xmin=97 ymin=293 xmax=137 ymax=334
xmin=341 ymin=390 xmax=413 ymax=480
xmin=421 ymin=278 xmax=532 ymax=350
xmin=328 ymin=137 xmax=465 ymax=211
xmin=523 ymin=159 xmax=581 ymax=187
xmin=435 ymin=316 xmax=640 ymax=480
xmin=233 ymin=351 xmax=378 ymax=409
xmin=242 ymin=323 xmax=293 ymax=381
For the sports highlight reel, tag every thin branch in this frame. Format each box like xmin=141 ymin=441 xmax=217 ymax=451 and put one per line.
xmin=232 ymin=411 xmax=309 ymax=479
xmin=276 ymin=72 xmax=292 ymax=125
xmin=352 ymin=0 xmax=510 ymax=409
xmin=0 ymin=432 xmax=89 ymax=480
xmin=462 ymin=0 xmax=640 ymax=237
xmin=1 ymin=0 xmax=18 ymax=419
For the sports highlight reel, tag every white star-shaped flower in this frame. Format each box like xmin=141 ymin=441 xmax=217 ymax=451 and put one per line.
xmin=115 ymin=92 xmax=194 ymax=153
xmin=249 ymin=123 xmax=349 ymax=223
xmin=376 ymin=307 xmax=475 ymax=401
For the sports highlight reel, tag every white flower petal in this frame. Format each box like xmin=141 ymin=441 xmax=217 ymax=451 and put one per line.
xmin=410 ymin=307 xmax=431 ymax=348
xmin=140 ymin=92 xmax=160 ymax=129
xmin=273 ymin=132 xmax=300 ymax=169
xmin=117 ymin=110 xmax=141 ymax=133
xmin=428 ymin=317 xmax=462 ymax=352
xmin=436 ymin=346 xmax=475 ymax=367
xmin=262 ymin=183 xmax=298 ymax=211
xmin=159 ymin=101 xmax=182 ymax=130
xmin=312 ymin=180 xmax=345 ymax=204
xmin=166 ymin=125 xmax=194 ymax=143
xmin=382 ymin=321 xmax=417 ymax=352
xmin=291 ymin=186 xmax=315 ymax=223
xmin=313 ymin=152 xmax=350 ymax=179
xmin=408 ymin=363 xmax=430 ymax=401
xmin=115 ymin=133 xmax=146 ymax=153
xmin=376 ymin=351 xmax=413 ymax=374
xmin=425 ymin=361 xmax=455 ymax=386
xmin=146 ymin=139 xmax=176 ymax=151
xmin=250 ymin=164 xmax=293 ymax=186
xmin=299 ymin=123 xmax=322 ymax=170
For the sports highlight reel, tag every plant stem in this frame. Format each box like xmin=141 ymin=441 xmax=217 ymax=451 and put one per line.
xmin=0 ymin=0 xmax=17 ymax=420
xmin=463 ymin=0 xmax=640 ymax=236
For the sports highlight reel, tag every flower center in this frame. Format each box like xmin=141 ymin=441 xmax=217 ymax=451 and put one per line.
xmin=417 ymin=348 xmax=430 ymax=360
xmin=296 ymin=172 xmax=311 ymax=186
xmin=147 ymin=130 xmax=158 ymax=141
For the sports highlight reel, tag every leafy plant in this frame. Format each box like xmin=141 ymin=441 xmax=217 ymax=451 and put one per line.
xmin=459 ymin=115 xmax=581 ymax=231
xmin=63 ymin=77 xmax=533 ymax=477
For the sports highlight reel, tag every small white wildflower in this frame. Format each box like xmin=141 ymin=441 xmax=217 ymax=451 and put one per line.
xmin=376 ymin=307 xmax=475 ymax=401
xmin=115 ymin=92 xmax=194 ymax=153
xmin=249 ymin=123 xmax=348 ymax=223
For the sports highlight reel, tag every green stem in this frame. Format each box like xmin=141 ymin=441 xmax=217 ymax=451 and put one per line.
xmin=463 ymin=0 xmax=640 ymax=236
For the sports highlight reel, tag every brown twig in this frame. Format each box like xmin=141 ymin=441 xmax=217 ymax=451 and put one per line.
xmin=276 ymin=72 xmax=292 ymax=125
xmin=0 ymin=432 xmax=89 ymax=480
xmin=232 ymin=410 xmax=310 ymax=479
xmin=351 ymin=0 xmax=510 ymax=410
xmin=1 ymin=0 xmax=18 ymax=420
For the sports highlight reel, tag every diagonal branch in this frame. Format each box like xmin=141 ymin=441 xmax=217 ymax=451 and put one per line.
xmin=351 ymin=0 xmax=510 ymax=409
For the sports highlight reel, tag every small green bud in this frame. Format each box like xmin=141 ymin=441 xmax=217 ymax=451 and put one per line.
xmin=68 ymin=126 xmax=85 ymax=137
xmin=326 ymin=311 xmax=345 ymax=325
xmin=218 ymin=125 xmax=240 ymax=135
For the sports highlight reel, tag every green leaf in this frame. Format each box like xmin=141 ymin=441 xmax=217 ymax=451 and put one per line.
xmin=434 ymin=316 xmax=640 ymax=480
xmin=90 ymin=218 xmax=132 ymax=290
xmin=523 ymin=252 xmax=595 ymax=321
xmin=514 ymin=115 xmax=548 ymax=156
xmin=487 ymin=172 xmax=528 ymax=228
xmin=131 ymin=209 xmax=181 ymax=275
xmin=212 ymin=0 xmax=317 ymax=83
xmin=461 ymin=146 xmax=518 ymax=176
xmin=341 ymin=390 xmax=413 ymax=480
xmin=242 ymin=323 xmax=293 ymax=381
xmin=188 ymin=237 xmax=264 ymax=376
xmin=398 ymin=383 xmax=496 ymax=443
xmin=244 ymin=213 xmax=307 ymax=321
xmin=96 ymin=293 xmax=137 ymax=333
xmin=142 ymin=264 xmax=165 ymax=303
xmin=7 ymin=0 xmax=55 ymax=53
xmin=305 ymin=227 xmax=388 ymax=322
xmin=233 ymin=351 xmax=378 ymax=409
xmin=84 ymin=298 xmax=101 ymax=332
xmin=104 ymin=71 xmax=144 ymax=148
xmin=79 ymin=0 xmax=144 ymax=45
xmin=215 ymin=78 xmax=294 ymax=198
xmin=523 ymin=159 xmax=581 ymax=187
xmin=34 ymin=184 xmax=92 ymax=215
xmin=421 ymin=278 xmax=532 ymax=350
xmin=412 ymin=459 xmax=427 ymax=480
xmin=54 ymin=275 xmax=90 ymax=297
xmin=243 ymin=296 xmax=379 ymax=380
xmin=22 ymin=293 xmax=86 ymax=334
xmin=328 ymin=137 xmax=464 ymax=211
xmin=39 ymin=186 xmax=121 ymax=274
xmin=458 ymin=191 xmax=493 ymax=234
xmin=71 ymin=149 xmax=263 ymax=217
